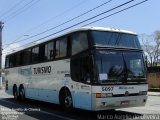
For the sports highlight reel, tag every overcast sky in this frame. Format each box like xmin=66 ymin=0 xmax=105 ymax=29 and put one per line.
xmin=1 ymin=0 xmax=160 ymax=66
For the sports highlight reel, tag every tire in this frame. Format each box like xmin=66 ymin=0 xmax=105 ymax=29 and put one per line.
xmin=13 ymin=87 xmax=18 ymax=101
xmin=19 ymin=87 xmax=25 ymax=101
xmin=61 ymin=90 xmax=73 ymax=112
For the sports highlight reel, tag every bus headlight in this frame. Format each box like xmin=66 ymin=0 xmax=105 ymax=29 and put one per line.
xmin=96 ymin=93 xmax=113 ymax=98
xmin=139 ymin=91 xmax=147 ymax=95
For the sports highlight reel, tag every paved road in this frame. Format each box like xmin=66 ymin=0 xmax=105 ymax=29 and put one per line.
xmin=0 ymin=90 xmax=160 ymax=120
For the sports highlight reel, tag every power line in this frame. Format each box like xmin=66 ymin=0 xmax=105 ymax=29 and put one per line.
xmin=82 ymin=0 xmax=148 ymax=27
xmin=5 ymin=0 xmax=132 ymax=47
xmin=24 ymin=0 xmax=89 ymax=33
xmin=3 ymin=0 xmax=134 ymax=53
xmin=2 ymin=0 xmax=35 ymax=21
xmin=0 ymin=0 xmax=25 ymax=19
xmin=23 ymin=0 xmax=139 ymax=43
xmin=5 ymin=35 xmax=29 ymax=45
xmin=22 ymin=0 xmax=112 ymax=36
xmin=3 ymin=0 xmax=89 ymax=45
xmin=3 ymin=0 xmax=111 ymax=46
xmin=3 ymin=0 xmax=148 ymax=54
xmin=3 ymin=0 xmax=41 ymax=23
xmin=24 ymin=0 xmax=113 ymax=41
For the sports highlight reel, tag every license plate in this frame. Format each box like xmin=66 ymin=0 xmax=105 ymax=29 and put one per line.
xmin=121 ymin=101 xmax=129 ymax=105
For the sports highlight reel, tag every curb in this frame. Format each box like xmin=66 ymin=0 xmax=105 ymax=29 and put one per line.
xmin=148 ymin=95 xmax=160 ymax=96
xmin=147 ymin=93 xmax=160 ymax=96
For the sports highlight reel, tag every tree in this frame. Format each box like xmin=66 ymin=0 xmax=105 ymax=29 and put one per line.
xmin=154 ymin=31 xmax=160 ymax=66
xmin=140 ymin=31 xmax=160 ymax=67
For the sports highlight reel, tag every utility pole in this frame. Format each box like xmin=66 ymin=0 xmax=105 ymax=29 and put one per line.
xmin=0 ymin=21 xmax=4 ymax=89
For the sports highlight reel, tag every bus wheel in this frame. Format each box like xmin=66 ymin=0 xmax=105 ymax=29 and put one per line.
xmin=61 ymin=90 xmax=73 ymax=112
xmin=19 ymin=87 xmax=25 ymax=101
xmin=13 ymin=86 xmax=18 ymax=100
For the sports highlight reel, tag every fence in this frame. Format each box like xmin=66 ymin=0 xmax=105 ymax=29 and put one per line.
xmin=147 ymin=67 xmax=160 ymax=88
xmin=147 ymin=66 xmax=160 ymax=73
xmin=148 ymin=73 xmax=160 ymax=88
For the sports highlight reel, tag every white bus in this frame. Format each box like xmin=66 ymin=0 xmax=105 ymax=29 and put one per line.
xmin=5 ymin=27 xmax=148 ymax=111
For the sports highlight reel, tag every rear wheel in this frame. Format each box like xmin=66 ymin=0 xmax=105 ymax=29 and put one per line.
xmin=13 ymin=86 xmax=18 ymax=100
xmin=19 ymin=87 xmax=25 ymax=101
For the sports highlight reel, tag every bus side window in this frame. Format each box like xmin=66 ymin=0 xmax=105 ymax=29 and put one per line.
xmin=71 ymin=58 xmax=81 ymax=81
xmin=5 ymin=57 xmax=9 ymax=68
xmin=22 ymin=49 xmax=31 ymax=65
xmin=15 ymin=52 xmax=21 ymax=67
xmin=81 ymin=56 xmax=93 ymax=83
xmin=71 ymin=55 xmax=92 ymax=83
xmin=55 ymin=37 xmax=67 ymax=59
xmin=72 ymin=32 xmax=88 ymax=56
xmin=9 ymin=55 xmax=14 ymax=68
xmin=31 ymin=46 xmax=39 ymax=63
xmin=45 ymin=42 xmax=54 ymax=61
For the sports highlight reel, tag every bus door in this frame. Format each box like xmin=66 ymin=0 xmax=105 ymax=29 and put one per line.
xmin=71 ymin=54 xmax=93 ymax=110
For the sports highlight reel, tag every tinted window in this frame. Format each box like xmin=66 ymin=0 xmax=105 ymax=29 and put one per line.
xmin=32 ymin=47 xmax=39 ymax=63
xmin=109 ymin=33 xmax=119 ymax=45
xmin=15 ymin=52 xmax=21 ymax=66
xmin=91 ymin=31 xmax=111 ymax=45
xmin=91 ymin=31 xmax=141 ymax=49
xmin=96 ymin=51 xmax=125 ymax=82
xmin=72 ymin=32 xmax=88 ymax=55
xmin=55 ymin=37 xmax=67 ymax=58
xmin=71 ymin=55 xmax=93 ymax=84
xmin=71 ymin=58 xmax=81 ymax=81
xmin=45 ymin=42 xmax=54 ymax=61
xmin=95 ymin=50 xmax=146 ymax=84
xmin=118 ymin=34 xmax=141 ymax=48
xmin=124 ymin=52 xmax=146 ymax=80
xmin=5 ymin=57 xmax=9 ymax=68
xmin=9 ymin=55 xmax=14 ymax=68
xmin=22 ymin=49 xmax=31 ymax=65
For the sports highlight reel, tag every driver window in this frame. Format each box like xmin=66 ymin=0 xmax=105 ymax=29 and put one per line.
xmin=71 ymin=55 xmax=93 ymax=83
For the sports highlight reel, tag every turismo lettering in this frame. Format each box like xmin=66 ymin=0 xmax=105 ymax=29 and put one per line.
xmin=33 ymin=66 xmax=51 ymax=74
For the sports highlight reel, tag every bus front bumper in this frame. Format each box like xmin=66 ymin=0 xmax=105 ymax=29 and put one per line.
xmin=92 ymin=95 xmax=147 ymax=111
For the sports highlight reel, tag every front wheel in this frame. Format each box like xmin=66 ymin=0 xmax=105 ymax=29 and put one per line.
xmin=61 ymin=90 xmax=73 ymax=112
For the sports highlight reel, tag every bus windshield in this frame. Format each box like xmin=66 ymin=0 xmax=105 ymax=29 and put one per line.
xmin=91 ymin=31 xmax=141 ymax=49
xmin=95 ymin=50 xmax=146 ymax=84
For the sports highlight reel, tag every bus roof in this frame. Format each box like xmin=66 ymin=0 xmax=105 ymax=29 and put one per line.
xmin=73 ymin=26 xmax=137 ymax=35
xmin=6 ymin=26 xmax=137 ymax=55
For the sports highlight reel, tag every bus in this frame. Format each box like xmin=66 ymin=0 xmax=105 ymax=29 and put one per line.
xmin=4 ymin=27 xmax=148 ymax=111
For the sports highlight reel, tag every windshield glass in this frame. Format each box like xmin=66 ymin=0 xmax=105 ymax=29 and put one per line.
xmin=124 ymin=52 xmax=146 ymax=81
xmin=95 ymin=50 xmax=146 ymax=84
xmin=96 ymin=51 xmax=125 ymax=83
xmin=91 ymin=31 xmax=141 ymax=49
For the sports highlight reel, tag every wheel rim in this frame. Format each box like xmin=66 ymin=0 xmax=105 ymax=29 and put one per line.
xmin=20 ymin=89 xmax=25 ymax=100
xmin=64 ymin=96 xmax=72 ymax=108
xmin=14 ymin=91 xmax=18 ymax=100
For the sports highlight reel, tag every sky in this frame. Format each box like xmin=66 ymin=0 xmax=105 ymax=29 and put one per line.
xmin=0 ymin=0 xmax=160 ymax=66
